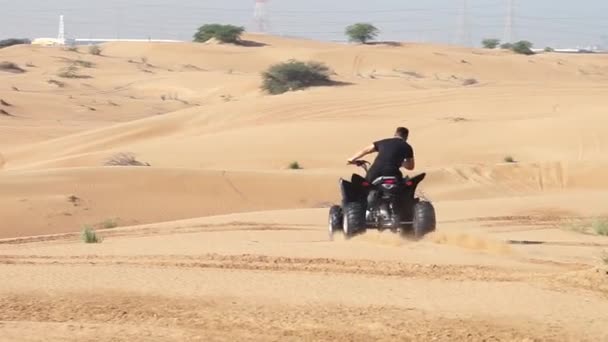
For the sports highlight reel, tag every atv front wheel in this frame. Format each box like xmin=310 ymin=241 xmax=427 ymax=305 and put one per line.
xmin=343 ymin=202 xmax=366 ymax=239
xmin=328 ymin=205 xmax=343 ymax=240
xmin=412 ymin=201 xmax=436 ymax=239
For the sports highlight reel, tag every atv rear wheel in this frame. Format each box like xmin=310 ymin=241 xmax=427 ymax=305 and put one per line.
xmin=328 ymin=205 xmax=343 ymax=240
xmin=343 ymin=202 xmax=366 ymax=239
xmin=412 ymin=201 xmax=436 ymax=239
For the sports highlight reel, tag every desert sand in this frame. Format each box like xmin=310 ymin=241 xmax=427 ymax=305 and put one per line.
xmin=1 ymin=34 xmax=608 ymax=341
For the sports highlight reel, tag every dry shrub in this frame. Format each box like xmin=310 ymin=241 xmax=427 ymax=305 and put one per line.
xmin=102 ymin=219 xmax=118 ymax=229
xmin=57 ymin=64 xmax=92 ymax=79
xmin=462 ymin=78 xmax=478 ymax=86
xmin=394 ymin=69 xmax=424 ymax=78
xmin=71 ymin=59 xmax=95 ymax=68
xmin=0 ymin=109 xmax=14 ymax=116
xmin=89 ymin=45 xmax=102 ymax=56
xmin=104 ymin=152 xmax=150 ymax=166
xmin=0 ymin=61 xmax=25 ymax=73
xmin=48 ymin=79 xmax=66 ymax=87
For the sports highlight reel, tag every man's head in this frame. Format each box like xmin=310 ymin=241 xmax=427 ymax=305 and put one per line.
xmin=395 ymin=127 xmax=409 ymax=140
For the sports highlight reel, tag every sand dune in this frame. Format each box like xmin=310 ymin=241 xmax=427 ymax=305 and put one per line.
xmin=1 ymin=33 xmax=608 ymax=340
xmin=0 ymin=167 xmax=340 ymax=239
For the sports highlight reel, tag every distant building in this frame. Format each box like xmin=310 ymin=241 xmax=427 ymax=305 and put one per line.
xmin=31 ymin=15 xmax=182 ymax=47
xmin=73 ymin=38 xmax=182 ymax=45
xmin=531 ymin=47 xmax=606 ymax=54
xmin=31 ymin=37 xmax=78 ymax=46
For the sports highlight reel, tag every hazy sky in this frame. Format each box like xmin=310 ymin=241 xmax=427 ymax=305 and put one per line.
xmin=2 ymin=0 xmax=607 ymax=48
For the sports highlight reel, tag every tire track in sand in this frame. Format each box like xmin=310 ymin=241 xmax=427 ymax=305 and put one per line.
xmin=0 ymin=293 xmax=567 ymax=342
xmin=0 ymin=253 xmax=589 ymax=283
xmin=1 ymin=253 xmax=605 ymax=304
xmin=0 ymin=222 xmax=316 ymax=246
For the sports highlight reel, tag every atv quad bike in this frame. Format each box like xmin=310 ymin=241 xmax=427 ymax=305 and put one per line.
xmin=328 ymin=160 xmax=436 ymax=240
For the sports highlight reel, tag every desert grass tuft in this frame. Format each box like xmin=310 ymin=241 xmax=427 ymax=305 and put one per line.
xmin=81 ymin=226 xmax=102 ymax=243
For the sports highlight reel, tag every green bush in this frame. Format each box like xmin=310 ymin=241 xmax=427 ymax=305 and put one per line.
xmin=564 ymin=217 xmax=608 ymax=236
xmin=592 ymin=219 xmax=608 ymax=236
xmin=261 ymin=59 xmax=333 ymax=95
xmin=288 ymin=161 xmax=302 ymax=170
xmin=482 ymin=38 xmax=500 ymax=49
xmin=500 ymin=42 xmax=513 ymax=50
xmin=345 ymin=23 xmax=379 ymax=44
xmin=193 ymin=24 xmax=245 ymax=44
xmin=511 ymin=40 xmax=535 ymax=55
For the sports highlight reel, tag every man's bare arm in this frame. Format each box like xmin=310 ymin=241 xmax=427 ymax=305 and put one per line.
xmin=402 ymin=158 xmax=415 ymax=170
xmin=348 ymin=144 xmax=376 ymax=163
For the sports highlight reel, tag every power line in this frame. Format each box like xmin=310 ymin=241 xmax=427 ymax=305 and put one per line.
xmin=57 ymin=14 xmax=65 ymax=43
xmin=254 ymin=0 xmax=269 ymax=32
xmin=457 ymin=0 xmax=473 ymax=46
xmin=504 ymin=0 xmax=514 ymax=43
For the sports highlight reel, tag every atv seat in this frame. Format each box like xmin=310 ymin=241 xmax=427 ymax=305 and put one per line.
xmin=371 ymin=176 xmax=399 ymax=186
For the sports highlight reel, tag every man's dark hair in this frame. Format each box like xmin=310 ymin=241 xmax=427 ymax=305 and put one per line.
xmin=395 ymin=127 xmax=409 ymax=139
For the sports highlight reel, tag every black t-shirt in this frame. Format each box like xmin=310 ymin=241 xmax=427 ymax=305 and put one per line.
xmin=370 ymin=138 xmax=414 ymax=173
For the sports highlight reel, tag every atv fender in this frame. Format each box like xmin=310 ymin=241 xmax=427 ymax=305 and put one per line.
xmin=339 ymin=175 xmax=368 ymax=205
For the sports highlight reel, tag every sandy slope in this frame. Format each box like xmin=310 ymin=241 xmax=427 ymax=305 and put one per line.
xmin=1 ymin=33 xmax=608 ymax=340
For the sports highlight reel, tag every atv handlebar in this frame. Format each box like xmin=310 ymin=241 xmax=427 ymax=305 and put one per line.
xmin=348 ymin=160 xmax=370 ymax=172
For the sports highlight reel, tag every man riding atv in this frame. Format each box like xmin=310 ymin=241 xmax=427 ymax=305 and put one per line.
xmin=328 ymin=126 xmax=435 ymax=240
xmin=347 ymin=126 xmax=415 ymax=182
xmin=347 ymin=127 xmax=415 ymax=209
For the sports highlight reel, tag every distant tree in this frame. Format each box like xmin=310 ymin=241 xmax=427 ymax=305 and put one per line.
xmin=515 ymin=40 xmax=533 ymax=49
xmin=511 ymin=40 xmax=535 ymax=55
xmin=0 ymin=38 xmax=30 ymax=49
xmin=193 ymin=24 xmax=245 ymax=44
xmin=544 ymin=46 xmax=554 ymax=52
xmin=481 ymin=38 xmax=500 ymax=49
xmin=345 ymin=23 xmax=379 ymax=44
xmin=499 ymin=41 xmax=535 ymax=55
